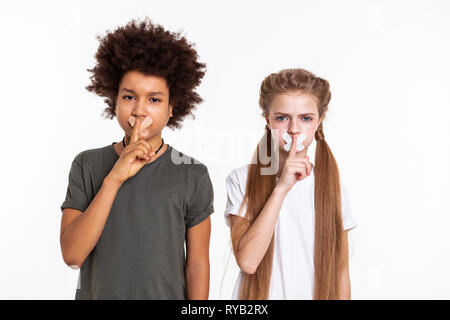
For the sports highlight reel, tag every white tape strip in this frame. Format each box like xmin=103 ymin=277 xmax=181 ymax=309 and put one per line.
xmin=282 ymin=132 xmax=307 ymax=152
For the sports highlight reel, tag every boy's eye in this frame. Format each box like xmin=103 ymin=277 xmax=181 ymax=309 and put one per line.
xmin=122 ymin=96 xmax=161 ymax=103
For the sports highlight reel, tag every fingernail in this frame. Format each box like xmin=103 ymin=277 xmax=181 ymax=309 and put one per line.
xmin=141 ymin=129 xmax=149 ymax=136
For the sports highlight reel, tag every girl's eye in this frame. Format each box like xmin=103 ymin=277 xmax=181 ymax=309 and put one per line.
xmin=123 ymin=95 xmax=134 ymax=100
xmin=276 ymin=116 xmax=288 ymax=121
xmin=149 ymin=97 xmax=161 ymax=103
xmin=302 ymin=116 xmax=312 ymax=122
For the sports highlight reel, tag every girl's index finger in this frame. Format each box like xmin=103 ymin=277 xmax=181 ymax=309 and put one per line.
xmin=130 ymin=118 xmax=142 ymax=144
xmin=288 ymin=134 xmax=298 ymax=158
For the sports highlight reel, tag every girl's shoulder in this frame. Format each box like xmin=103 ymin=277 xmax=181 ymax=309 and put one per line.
xmin=226 ymin=164 xmax=250 ymax=187
xmin=234 ymin=163 xmax=251 ymax=177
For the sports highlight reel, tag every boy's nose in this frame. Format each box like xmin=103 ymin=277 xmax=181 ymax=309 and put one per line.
xmin=133 ymin=115 xmax=146 ymax=121
xmin=133 ymin=100 xmax=148 ymax=114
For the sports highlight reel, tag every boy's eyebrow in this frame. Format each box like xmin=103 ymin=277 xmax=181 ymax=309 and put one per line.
xmin=120 ymin=88 xmax=165 ymax=96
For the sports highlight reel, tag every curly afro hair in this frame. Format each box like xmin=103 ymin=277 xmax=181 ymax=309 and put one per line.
xmin=85 ymin=16 xmax=206 ymax=129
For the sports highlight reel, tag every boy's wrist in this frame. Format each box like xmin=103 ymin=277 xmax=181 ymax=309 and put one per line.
xmin=103 ymin=174 xmax=124 ymax=188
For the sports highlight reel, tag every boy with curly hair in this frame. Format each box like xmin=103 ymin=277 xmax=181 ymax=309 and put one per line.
xmin=59 ymin=17 xmax=214 ymax=300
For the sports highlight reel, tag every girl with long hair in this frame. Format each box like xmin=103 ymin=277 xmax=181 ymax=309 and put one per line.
xmin=225 ymin=68 xmax=357 ymax=299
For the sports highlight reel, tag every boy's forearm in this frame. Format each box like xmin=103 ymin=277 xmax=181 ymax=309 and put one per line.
xmin=185 ymin=262 xmax=210 ymax=299
xmin=61 ymin=174 xmax=123 ymax=267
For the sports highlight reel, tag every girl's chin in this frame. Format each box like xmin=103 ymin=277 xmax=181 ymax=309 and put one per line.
xmin=278 ymin=146 xmax=308 ymax=154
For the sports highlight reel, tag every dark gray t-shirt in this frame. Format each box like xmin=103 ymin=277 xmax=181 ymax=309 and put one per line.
xmin=60 ymin=143 xmax=214 ymax=300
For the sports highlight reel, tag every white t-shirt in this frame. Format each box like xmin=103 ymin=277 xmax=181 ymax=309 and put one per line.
xmin=224 ymin=164 xmax=357 ymax=300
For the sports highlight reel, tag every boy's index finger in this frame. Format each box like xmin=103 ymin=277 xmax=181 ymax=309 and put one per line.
xmin=288 ymin=134 xmax=298 ymax=158
xmin=130 ymin=118 xmax=142 ymax=144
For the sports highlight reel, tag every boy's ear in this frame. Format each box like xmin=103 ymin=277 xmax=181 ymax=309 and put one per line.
xmin=169 ymin=104 xmax=173 ymax=118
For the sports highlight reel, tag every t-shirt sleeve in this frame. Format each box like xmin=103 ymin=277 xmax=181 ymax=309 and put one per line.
xmin=185 ymin=166 xmax=215 ymax=228
xmin=60 ymin=152 xmax=89 ymax=213
xmin=224 ymin=169 xmax=247 ymax=227
xmin=341 ymin=184 xmax=357 ymax=231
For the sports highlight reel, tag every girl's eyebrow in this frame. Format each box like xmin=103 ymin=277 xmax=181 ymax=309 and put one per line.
xmin=274 ymin=112 xmax=316 ymax=116
xmin=120 ymin=88 xmax=165 ymax=96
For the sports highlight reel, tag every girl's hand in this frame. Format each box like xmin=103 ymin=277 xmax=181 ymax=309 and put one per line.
xmin=277 ymin=134 xmax=313 ymax=192
xmin=107 ymin=118 xmax=155 ymax=183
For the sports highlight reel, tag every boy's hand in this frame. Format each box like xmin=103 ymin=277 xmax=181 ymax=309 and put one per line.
xmin=107 ymin=118 xmax=155 ymax=183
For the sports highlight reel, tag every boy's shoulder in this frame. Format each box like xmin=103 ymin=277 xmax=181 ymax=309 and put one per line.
xmin=72 ymin=144 xmax=113 ymax=166
xmin=168 ymin=145 xmax=209 ymax=176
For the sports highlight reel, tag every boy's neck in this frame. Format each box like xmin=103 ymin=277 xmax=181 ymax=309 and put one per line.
xmin=114 ymin=134 xmax=167 ymax=160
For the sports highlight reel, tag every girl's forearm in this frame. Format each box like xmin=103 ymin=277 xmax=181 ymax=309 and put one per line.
xmin=60 ymin=174 xmax=123 ymax=267
xmin=338 ymin=270 xmax=351 ymax=299
xmin=186 ymin=262 xmax=210 ymax=299
xmin=235 ymin=185 xmax=289 ymax=274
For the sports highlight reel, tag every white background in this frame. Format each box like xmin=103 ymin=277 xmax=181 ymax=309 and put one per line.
xmin=1 ymin=0 xmax=449 ymax=299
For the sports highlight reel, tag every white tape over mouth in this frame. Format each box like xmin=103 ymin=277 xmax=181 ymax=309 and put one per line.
xmin=282 ymin=132 xmax=307 ymax=152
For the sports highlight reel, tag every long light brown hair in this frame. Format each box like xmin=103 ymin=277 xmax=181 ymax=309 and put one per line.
xmin=231 ymin=68 xmax=344 ymax=299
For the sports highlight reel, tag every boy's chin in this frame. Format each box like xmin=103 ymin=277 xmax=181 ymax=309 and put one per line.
xmin=142 ymin=133 xmax=160 ymax=141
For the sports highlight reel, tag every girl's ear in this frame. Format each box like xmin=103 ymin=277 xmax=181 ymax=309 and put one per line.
xmin=262 ymin=112 xmax=270 ymax=129
xmin=169 ymin=104 xmax=173 ymax=118
xmin=317 ymin=115 xmax=324 ymax=128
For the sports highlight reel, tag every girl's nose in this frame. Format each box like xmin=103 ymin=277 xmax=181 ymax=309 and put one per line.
xmin=288 ymin=120 xmax=300 ymax=136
